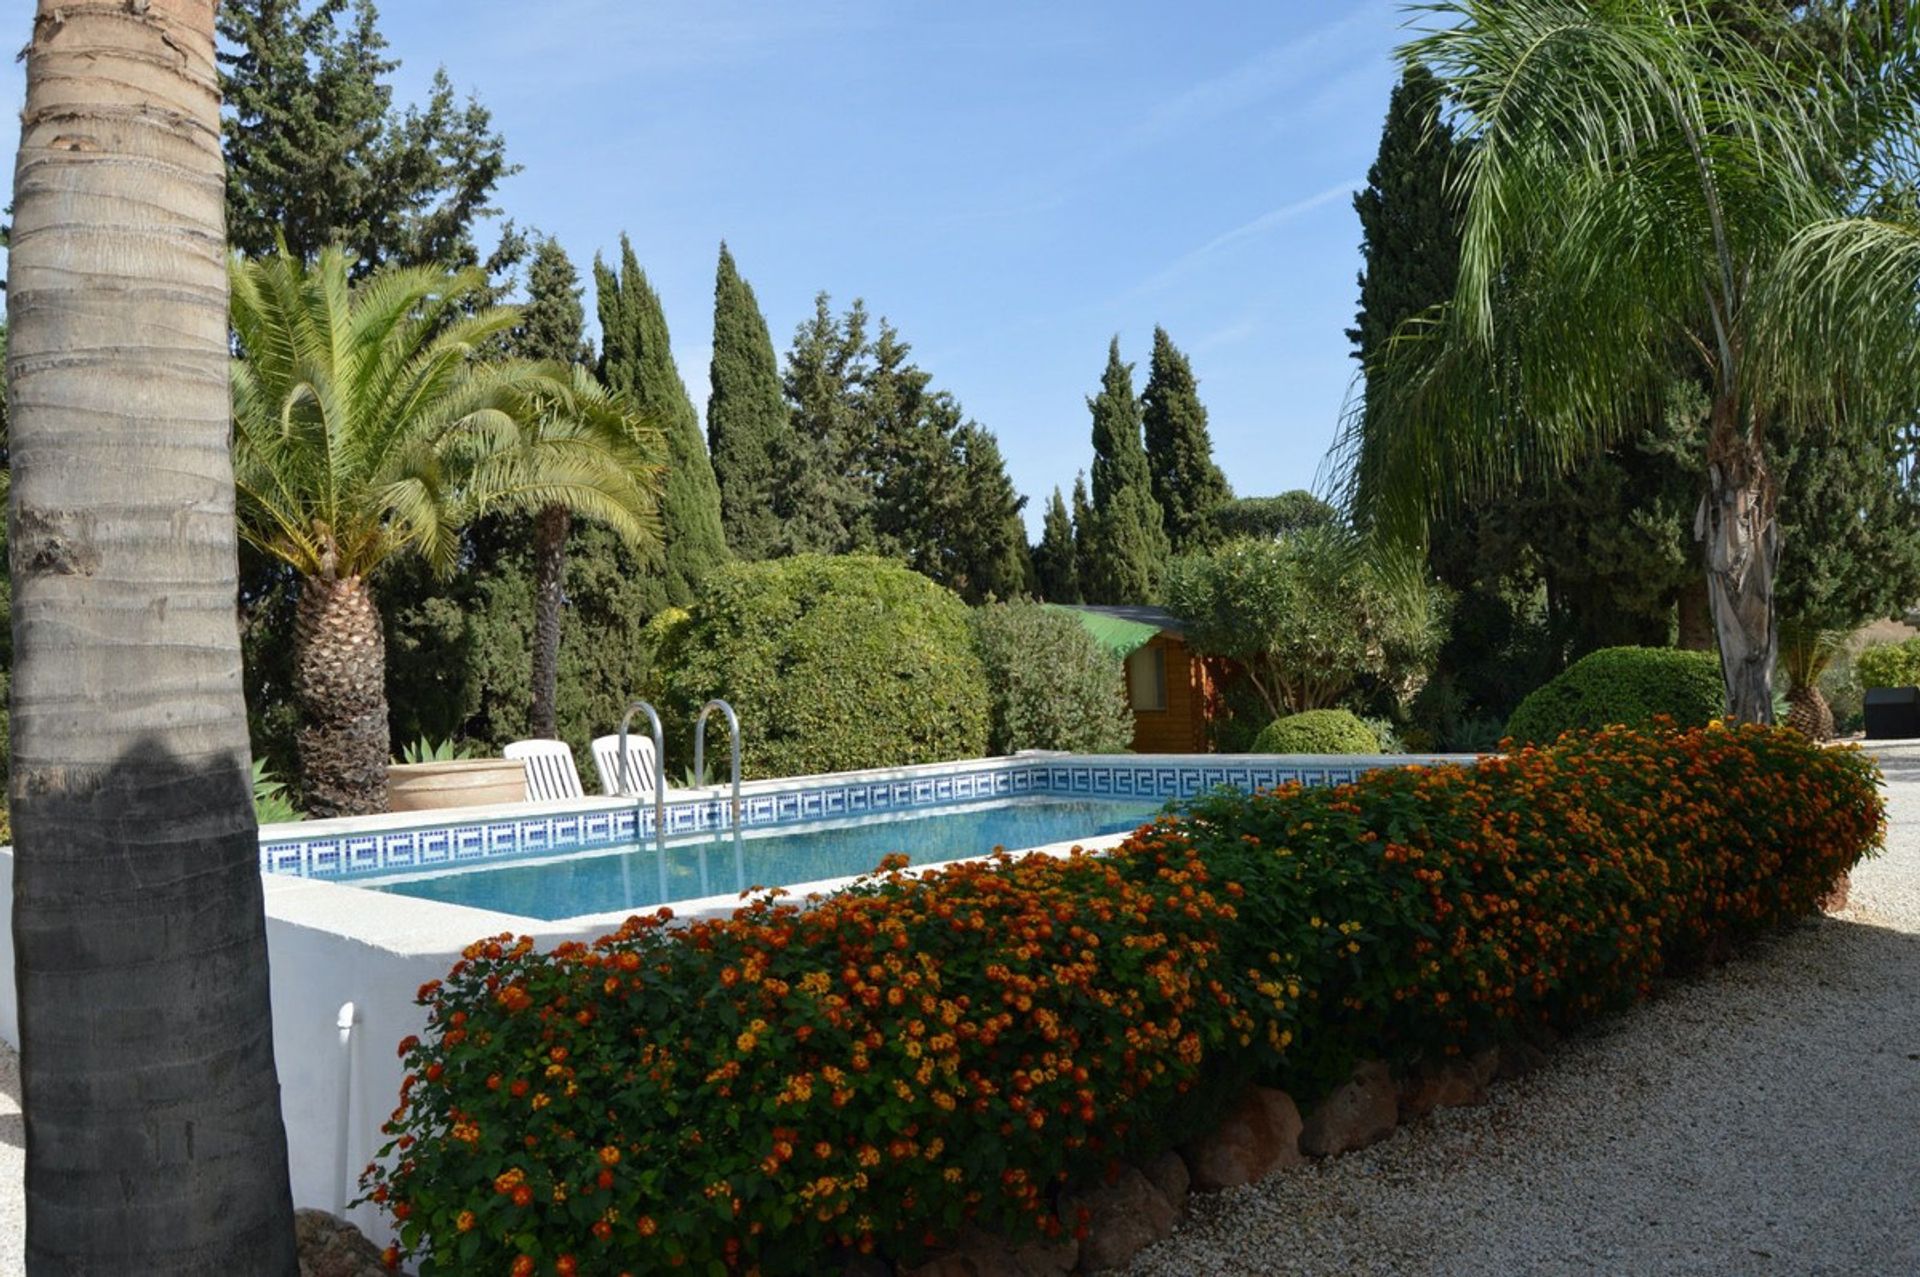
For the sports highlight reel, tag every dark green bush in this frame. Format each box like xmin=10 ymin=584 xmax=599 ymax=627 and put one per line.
xmin=970 ymin=602 xmax=1133 ymax=754
xmin=1251 ymin=708 xmax=1381 ymax=754
xmin=657 ymin=555 xmax=989 ymax=779
xmin=1505 ymin=646 xmax=1722 ymax=745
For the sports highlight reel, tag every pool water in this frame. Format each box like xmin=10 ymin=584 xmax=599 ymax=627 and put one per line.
xmin=360 ymin=796 xmax=1162 ymax=921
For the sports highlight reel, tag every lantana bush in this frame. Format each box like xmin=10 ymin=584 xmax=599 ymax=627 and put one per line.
xmin=367 ymin=723 xmax=1879 ymax=1275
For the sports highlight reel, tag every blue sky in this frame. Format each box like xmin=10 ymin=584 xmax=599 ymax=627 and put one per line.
xmin=3 ymin=1 xmax=1413 ymax=534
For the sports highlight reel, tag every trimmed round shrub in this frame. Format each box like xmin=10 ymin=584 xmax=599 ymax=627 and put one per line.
xmin=970 ymin=602 xmax=1133 ymax=755
xmin=1251 ymin=708 xmax=1380 ymax=754
xmin=1856 ymin=636 xmax=1920 ymax=691
xmin=657 ymin=555 xmax=988 ymax=779
xmin=1505 ymin=646 xmax=1722 ymax=745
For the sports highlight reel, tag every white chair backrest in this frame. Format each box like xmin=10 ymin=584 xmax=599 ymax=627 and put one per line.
xmin=590 ymin=733 xmax=658 ymax=798
xmin=503 ymin=739 xmax=585 ymax=802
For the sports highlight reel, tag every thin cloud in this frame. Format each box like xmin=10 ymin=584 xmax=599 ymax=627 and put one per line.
xmin=1137 ymin=180 xmax=1363 ymax=296
xmin=1125 ymin=5 xmax=1390 ymax=152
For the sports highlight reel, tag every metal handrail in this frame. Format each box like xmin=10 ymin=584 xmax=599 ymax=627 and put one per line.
xmin=616 ymin=700 xmax=667 ymax=857
xmin=694 ymin=699 xmax=743 ymax=831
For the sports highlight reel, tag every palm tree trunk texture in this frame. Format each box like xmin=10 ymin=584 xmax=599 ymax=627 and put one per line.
xmin=529 ymin=503 xmax=572 ymax=740
xmin=8 ymin=1 xmax=298 ymax=1271
xmin=293 ymin=573 xmax=391 ymax=818
xmin=1698 ymin=415 xmax=1781 ymax=724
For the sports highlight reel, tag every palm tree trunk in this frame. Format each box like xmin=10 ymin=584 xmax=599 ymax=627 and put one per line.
xmin=1698 ymin=406 xmax=1781 ymax=723
xmin=529 ymin=503 xmax=571 ymax=739
xmin=8 ymin=2 xmax=297 ymax=1270
xmin=294 ymin=573 xmax=391 ymax=817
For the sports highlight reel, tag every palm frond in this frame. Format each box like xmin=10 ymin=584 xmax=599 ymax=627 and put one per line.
xmin=231 ymin=245 xmax=666 ymax=583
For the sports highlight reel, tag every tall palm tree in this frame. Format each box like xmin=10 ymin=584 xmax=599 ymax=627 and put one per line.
xmin=230 ymin=247 xmax=663 ymax=817
xmin=9 ymin=1 xmax=298 ymax=1270
xmin=1345 ymin=0 xmax=1920 ymax=720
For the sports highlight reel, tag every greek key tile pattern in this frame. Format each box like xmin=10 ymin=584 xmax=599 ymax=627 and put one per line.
xmin=261 ymin=754 xmax=1447 ymax=880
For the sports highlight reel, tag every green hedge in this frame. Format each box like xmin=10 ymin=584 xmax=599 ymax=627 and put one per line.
xmin=971 ymin=602 xmax=1133 ymax=755
xmin=656 ymin=555 xmax=989 ymax=779
xmin=1505 ymin=646 xmax=1723 ymax=745
xmin=1251 ymin=708 xmax=1381 ymax=754
xmin=369 ymin=725 xmax=1878 ymax=1274
xmin=1856 ymin=636 xmax=1920 ymax=691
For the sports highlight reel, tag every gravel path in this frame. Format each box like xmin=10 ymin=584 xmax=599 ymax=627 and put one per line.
xmin=1127 ymin=744 xmax=1920 ymax=1277
xmin=0 ymin=1041 xmax=19 ymax=1275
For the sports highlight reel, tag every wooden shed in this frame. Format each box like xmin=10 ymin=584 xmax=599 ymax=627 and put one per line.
xmin=1061 ymin=605 xmax=1232 ymax=754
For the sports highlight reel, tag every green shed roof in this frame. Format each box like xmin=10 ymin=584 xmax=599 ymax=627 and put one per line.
xmin=1051 ymin=605 xmax=1163 ymax=657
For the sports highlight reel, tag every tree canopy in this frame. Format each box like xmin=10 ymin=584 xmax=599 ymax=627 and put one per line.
xmin=1343 ymin=0 xmax=1920 ymax=720
xmin=218 ymin=0 xmax=517 ymax=273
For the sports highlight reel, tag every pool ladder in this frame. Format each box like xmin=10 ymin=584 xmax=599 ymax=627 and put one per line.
xmin=614 ymin=696 xmax=744 ymax=861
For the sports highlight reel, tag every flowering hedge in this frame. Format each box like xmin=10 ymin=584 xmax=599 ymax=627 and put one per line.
xmin=367 ymin=724 xmax=1879 ymax=1274
xmin=1169 ymin=721 xmax=1881 ymax=1092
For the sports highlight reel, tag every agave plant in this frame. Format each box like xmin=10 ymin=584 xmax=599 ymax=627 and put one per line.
xmin=231 ymin=246 xmax=664 ymax=817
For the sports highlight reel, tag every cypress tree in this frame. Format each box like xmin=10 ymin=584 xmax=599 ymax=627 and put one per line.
xmin=595 ymin=235 xmax=729 ymax=607
xmin=1348 ymin=64 xmax=1461 ymax=378
xmin=1142 ymin=325 xmax=1232 ymax=552
xmin=512 ymin=236 xmax=590 ymax=739
xmin=707 ymin=242 xmax=787 ymax=560
xmin=1034 ymin=487 xmax=1080 ymax=603
xmin=1070 ymin=472 xmax=1096 ymax=601
xmin=1082 ymin=339 xmax=1170 ymax=604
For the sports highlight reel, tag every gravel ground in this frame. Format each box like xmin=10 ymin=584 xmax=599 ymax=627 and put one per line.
xmin=0 ymin=1042 xmax=18 ymax=1275
xmin=1127 ymin=744 xmax=1920 ymax=1277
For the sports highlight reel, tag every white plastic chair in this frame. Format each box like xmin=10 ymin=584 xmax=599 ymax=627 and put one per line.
xmin=591 ymin=733 xmax=659 ymax=798
xmin=504 ymin=739 xmax=586 ymax=802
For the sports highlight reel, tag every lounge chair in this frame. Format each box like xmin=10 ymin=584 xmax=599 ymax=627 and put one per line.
xmin=504 ymin=739 xmax=586 ymax=802
xmin=590 ymin=733 xmax=660 ymax=798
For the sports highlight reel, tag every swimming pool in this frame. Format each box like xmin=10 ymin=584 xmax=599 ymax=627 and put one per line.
xmin=356 ymin=795 xmax=1162 ymax=921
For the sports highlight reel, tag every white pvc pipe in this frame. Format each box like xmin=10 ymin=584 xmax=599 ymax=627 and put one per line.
xmin=334 ymin=1000 xmax=358 ymax=1215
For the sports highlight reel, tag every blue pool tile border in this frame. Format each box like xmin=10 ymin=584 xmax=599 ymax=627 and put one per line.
xmin=260 ymin=753 xmax=1460 ymax=881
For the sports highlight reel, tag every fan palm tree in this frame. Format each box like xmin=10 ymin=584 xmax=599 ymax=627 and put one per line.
xmin=230 ymin=247 xmax=664 ymax=817
xmin=10 ymin=0 xmax=298 ymax=1268
xmin=1344 ymin=0 xmax=1920 ymax=721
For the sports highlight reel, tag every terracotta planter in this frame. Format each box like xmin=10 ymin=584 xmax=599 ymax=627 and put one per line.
xmin=386 ymin=758 xmax=527 ymax=813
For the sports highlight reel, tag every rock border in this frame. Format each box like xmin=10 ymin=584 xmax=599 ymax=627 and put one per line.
xmin=880 ymin=1043 xmax=1547 ymax=1276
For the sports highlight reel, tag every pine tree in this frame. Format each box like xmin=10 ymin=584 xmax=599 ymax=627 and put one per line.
xmin=707 ymin=243 xmax=788 ymax=560
xmin=514 ymin=236 xmax=588 ymax=365
xmin=1034 ymin=487 xmax=1080 ymax=603
xmin=780 ymin=294 xmax=876 ymax=554
xmin=218 ymin=0 xmax=519 ymax=273
xmin=595 ymin=236 xmax=729 ymax=607
xmin=949 ymin=425 xmax=1033 ymax=603
xmin=1142 ymin=326 xmax=1232 ymax=552
xmin=1348 ymin=64 xmax=1461 ymax=378
xmin=1070 ymin=472 xmax=1096 ymax=600
xmin=1082 ymin=339 xmax=1170 ymax=604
